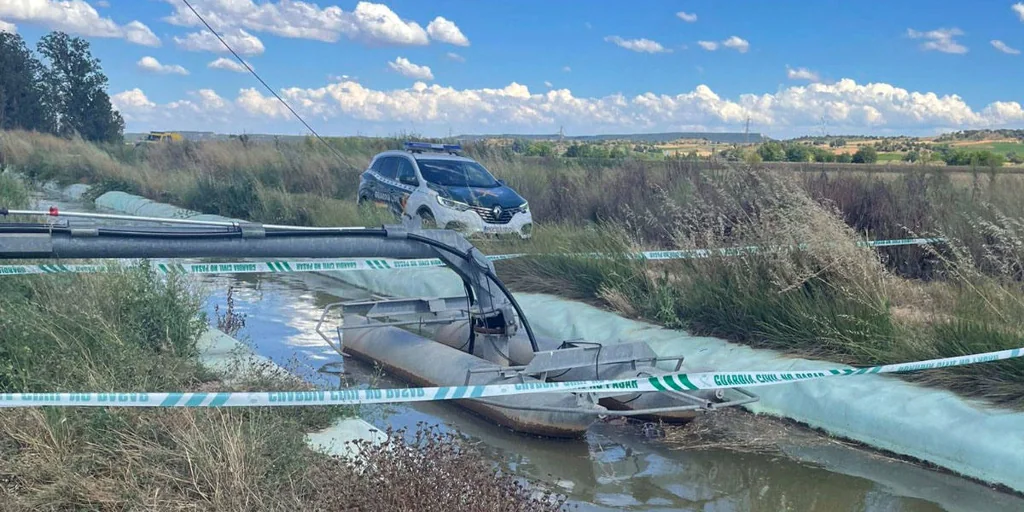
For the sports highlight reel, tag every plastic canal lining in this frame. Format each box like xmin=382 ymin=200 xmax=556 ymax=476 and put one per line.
xmin=195 ymin=271 xmax=1024 ymax=512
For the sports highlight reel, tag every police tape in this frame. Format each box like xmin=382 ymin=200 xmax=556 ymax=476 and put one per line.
xmin=0 ymin=237 xmax=944 ymax=277
xmin=1 ymin=344 xmax=1019 ymax=408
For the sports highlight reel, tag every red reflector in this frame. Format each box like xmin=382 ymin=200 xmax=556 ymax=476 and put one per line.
xmin=48 ymin=206 xmax=59 ymax=216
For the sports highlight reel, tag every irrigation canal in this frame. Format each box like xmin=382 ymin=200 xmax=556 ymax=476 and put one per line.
xmin=28 ymin=190 xmax=1024 ymax=512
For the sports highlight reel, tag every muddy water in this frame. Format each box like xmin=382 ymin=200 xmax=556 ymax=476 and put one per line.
xmin=26 ymin=189 xmax=1024 ymax=511
xmin=196 ymin=272 xmax=1024 ymax=512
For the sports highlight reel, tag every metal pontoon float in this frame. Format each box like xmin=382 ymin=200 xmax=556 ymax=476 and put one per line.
xmin=0 ymin=210 xmax=758 ymax=437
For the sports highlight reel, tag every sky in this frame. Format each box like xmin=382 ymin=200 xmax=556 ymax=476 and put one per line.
xmin=3 ymin=1 xmax=1024 ymax=139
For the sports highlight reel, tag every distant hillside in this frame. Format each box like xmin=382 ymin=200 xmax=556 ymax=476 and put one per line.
xmin=125 ymin=131 xmax=313 ymax=143
xmin=457 ymin=132 xmax=766 ymax=144
xmin=125 ymin=130 xmax=765 ymax=145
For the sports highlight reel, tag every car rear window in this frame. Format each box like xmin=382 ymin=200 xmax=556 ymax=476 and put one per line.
xmin=416 ymin=159 xmax=500 ymax=188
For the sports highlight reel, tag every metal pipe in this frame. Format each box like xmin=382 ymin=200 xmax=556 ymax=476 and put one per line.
xmin=5 ymin=209 xmax=373 ymax=232
xmin=3 ymin=232 xmax=439 ymax=260
xmin=5 ymin=209 xmax=244 ymax=228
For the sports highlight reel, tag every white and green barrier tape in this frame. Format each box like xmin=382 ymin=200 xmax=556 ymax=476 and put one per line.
xmin=2 ymin=343 xmax=1018 ymax=408
xmin=0 ymin=237 xmax=944 ymax=277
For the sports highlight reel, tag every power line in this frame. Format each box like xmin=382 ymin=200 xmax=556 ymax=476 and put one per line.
xmin=179 ymin=0 xmax=347 ymax=162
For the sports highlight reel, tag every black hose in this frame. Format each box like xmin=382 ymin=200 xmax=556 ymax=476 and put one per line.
xmin=483 ymin=268 xmax=540 ymax=354
xmin=406 ymin=233 xmax=539 ymax=354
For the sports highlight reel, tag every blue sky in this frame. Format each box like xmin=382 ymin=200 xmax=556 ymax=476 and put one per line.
xmin=4 ymin=0 xmax=1024 ymax=138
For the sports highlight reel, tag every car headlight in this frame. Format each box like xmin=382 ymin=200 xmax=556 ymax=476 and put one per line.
xmin=520 ymin=202 xmax=529 ymax=213
xmin=437 ymin=195 xmax=470 ymax=211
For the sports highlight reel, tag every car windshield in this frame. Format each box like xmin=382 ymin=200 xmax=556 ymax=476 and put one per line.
xmin=416 ymin=159 xmax=500 ymax=188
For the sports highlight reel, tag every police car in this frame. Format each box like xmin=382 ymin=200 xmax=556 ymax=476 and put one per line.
xmin=357 ymin=142 xmax=533 ymax=239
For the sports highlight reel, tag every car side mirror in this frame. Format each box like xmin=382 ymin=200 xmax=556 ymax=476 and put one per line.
xmin=399 ymin=176 xmax=418 ymax=186
xmin=497 ymin=179 xmax=506 ymax=186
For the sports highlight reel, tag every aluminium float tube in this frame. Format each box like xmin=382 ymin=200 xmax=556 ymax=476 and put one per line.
xmin=341 ymin=314 xmax=601 ymax=438
xmin=433 ymin=320 xmax=724 ymax=423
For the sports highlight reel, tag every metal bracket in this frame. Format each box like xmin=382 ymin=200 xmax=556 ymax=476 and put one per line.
xmin=239 ymin=222 xmax=266 ymax=238
xmin=523 ymin=341 xmax=660 ymax=378
xmin=463 ymin=365 xmax=529 ymax=385
xmin=336 ymin=296 xmax=471 ymax=332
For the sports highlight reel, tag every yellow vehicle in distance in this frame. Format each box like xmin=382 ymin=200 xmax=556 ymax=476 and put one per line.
xmin=134 ymin=131 xmax=184 ymax=146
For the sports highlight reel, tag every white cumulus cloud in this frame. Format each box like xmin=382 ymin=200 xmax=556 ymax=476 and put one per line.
xmin=137 ymin=56 xmax=189 ymax=75
xmin=113 ymin=87 xmax=236 ymax=129
xmin=446 ymin=52 xmax=465 ymax=63
xmin=907 ymin=28 xmax=967 ymax=54
xmin=1014 ymin=3 xmax=1024 ymax=21
xmin=992 ymin=40 xmax=1020 ymax=55
xmin=698 ymin=37 xmax=750 ymax=53
xmin=0 ymin=0 xmax=158 ymax=46
xmin=174 ymin=28 xmax=265 ymax=56
xmin=722 ymin=36 xmax=750 ymax=53
xmin=676 ymin=11 xmax=697 ymax=22
xmin=427 ymin=16 xmax=469 ymax=46
xmin=604 ymin=36 xmax=671 ymax=53
xmin=388 ymin=57 xmax=433 ymax=80
xmin=95 ymin=1 xmax=110 ymax=7
xmin=786 ymin=66 xmax=820 ymax=82
xmin=544 ymin=81 xmax=553 ymax=88
xmin=221 ymin=78 xmax=1024 ymax=136
xmin=0 ymin=20 xmax=14 ymax=33
xmin=111 ymin=88 xmax=156 ymax=113
xmin=112 ymin=75 xmax=1024 ymax=138
xmin=562 ymin=66 xmax=571 ymax=72
xmin=161 ymin=0 xmax=464 ymax=47
xmin=208 ymin=57 xmax=250 ymax=73
xmin=123 ymin=20 xmax=160 ymax=46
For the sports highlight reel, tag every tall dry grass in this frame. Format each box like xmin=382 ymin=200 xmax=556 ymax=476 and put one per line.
xmin=503 ymin=165 xmax=1024 ymax=407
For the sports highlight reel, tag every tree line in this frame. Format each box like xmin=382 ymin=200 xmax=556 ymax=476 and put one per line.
xmin=0 ymin=31 xmax=123 ymax=143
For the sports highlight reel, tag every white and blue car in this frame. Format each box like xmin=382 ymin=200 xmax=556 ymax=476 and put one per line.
xmin=357 ymin=142 xmax=533 ymax=239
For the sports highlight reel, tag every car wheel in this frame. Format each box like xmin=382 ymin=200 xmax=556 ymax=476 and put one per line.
xmin=419 ymin=209 xmax=437 ymax=229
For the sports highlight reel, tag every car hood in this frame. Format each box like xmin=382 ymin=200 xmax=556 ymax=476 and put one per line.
xmin=432 ymin=184 xmax=525 ymax=208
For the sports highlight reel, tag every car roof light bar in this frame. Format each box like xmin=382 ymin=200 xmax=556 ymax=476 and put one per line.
xmin=403 ymin=141 xmax=462 ymax=154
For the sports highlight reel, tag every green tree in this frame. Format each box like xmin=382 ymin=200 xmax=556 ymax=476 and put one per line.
xmin=784 ymin=144 xmax=811 ymax=162
xmin=975 ymin=151 xmax=1004 ymax=168
xmin=757 ymin=141 xmax=785 ymax=162
xmin=0 ymin=33 xmax=51 ymax=132
xmin=37 ymin=32 xmax=123 ymax=143
xmin=526 ymin=141 xmax=554 ymax=157
xmin=836 ymin=153 xmax=853 ymax=163
xmin=851 ymin=146 xmax=878 ymax=164
xmin=810 ymin=147 xmax=836 ymax=163
xmin=903 ymin=150 xmax=920 ymax=163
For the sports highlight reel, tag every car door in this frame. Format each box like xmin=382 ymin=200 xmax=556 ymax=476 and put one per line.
xmin=393 ymin=157 xmax=419 ymax=214
xmin=373 ymin=156 xmax=401 ymax=213
xmin=363 ymin=156 xmax=388 ymax=205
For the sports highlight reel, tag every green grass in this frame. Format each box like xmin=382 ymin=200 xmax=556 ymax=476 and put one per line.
xmin=965 ymin=141 xmax=1024 ymax=154
xmin=875 ymin=152 xmax=905 ymax=162
xmin=0 ymin=172 xmax=29 ymax=209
